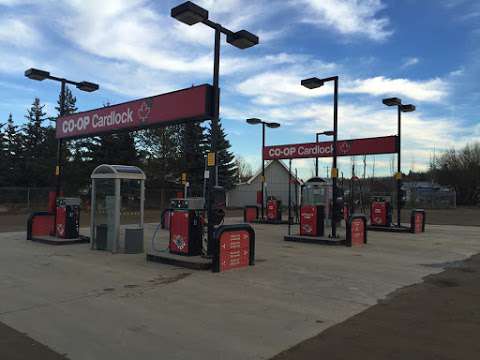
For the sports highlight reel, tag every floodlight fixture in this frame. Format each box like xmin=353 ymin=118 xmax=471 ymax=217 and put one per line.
xmin=226 ymin=30 xmax=259 ymax=49
xmin=266 ymin=122 xmax=280 ymax=128
xmin=382 ymin=97 xmax=402 ymax=106
xmin=301 ymin=77 xmax=324 ymax=89
xmin=172 ymin=1 xmax=259 ymax=246
xmin=171 ymin=1 xmax=208 ymax=25
xmin=76 ymin=81 xmax=99 ymax=92
xmin=25 ymin=68 xmax=50 ymax=81
xmin=24 ymin=67 xmax=99 ymax=200
xmin=318 ymin=130 xmax=335 ymax=136
xmin=401 ymin=104 xmax=416 ymax=113
xmin=246 ymin=117 xmax=280 ymax=220
xmin=246 ymin=118 xmax=262 ymax=125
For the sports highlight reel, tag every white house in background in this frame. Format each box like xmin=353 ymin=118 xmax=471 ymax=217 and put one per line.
xmin=226 ymin=160 xmax=303 ymax=208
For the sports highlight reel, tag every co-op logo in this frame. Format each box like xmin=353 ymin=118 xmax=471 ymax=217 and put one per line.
xmin=62 ymin=108 xmax=134 ymax=134
xmin=268 ymin=144 xmax=334 ymax=157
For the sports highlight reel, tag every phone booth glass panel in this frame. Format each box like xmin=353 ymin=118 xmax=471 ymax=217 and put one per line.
xmin=90 ymin=165 xmax=146 ymax=253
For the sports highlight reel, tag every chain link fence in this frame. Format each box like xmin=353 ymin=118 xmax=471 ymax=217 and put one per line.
xmin=0 ymin=186 xmax=184 ymax=215
xmin=406 ymin=188 xmax=456 ymax=209
xmin=0 ymin=187 xmax=54 ymax=213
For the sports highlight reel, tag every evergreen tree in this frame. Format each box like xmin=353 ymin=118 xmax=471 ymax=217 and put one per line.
xmin=0 ymin=120 xmax=5 ymax=185
xmin=56 ymin=86 xmax=81 ymax=193
xmin=2 ymin=114 xmax=22 ymax=186
xmin=55 ymin=86 xmax=78 ymax=115
xmin=2 ymin=114 xmax=21 ymax=184
xmin=95 ymin=132 xmax=140 ymax=166
xmin=21 ymin=98 xmax=54 ymax=187
xmin=137 ymin=125 xmax=183 ymax=205
xmin=138 ymin=126 xmax=182 ymax=186
xmin=182 ymin=122 xmax=208 ymax=195
xmin=207 ymin=119 xmax=237 ymax=190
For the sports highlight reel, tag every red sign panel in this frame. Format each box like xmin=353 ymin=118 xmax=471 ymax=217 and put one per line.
xmin=169 ymin=211 xmax=190 ymax=255
xmin=414 ymin=212 xmax=424 ymax=233
xmin=264 ymin=135 xmax=398 ymax=160
xmin=300 ymin=205 xmax=317 ymax=236
xmin=219 ymin=230 xmax=250 ymax=272
xmin=56 ymin=84 xmax=213 ymax=139
xmin=350 ymin=218 xmax=365 ymax=246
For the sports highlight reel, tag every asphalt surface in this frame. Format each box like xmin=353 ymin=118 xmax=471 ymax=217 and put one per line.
xmin=0 ymin=321 xmax=67 ymax=360
xmin=272 ymin=253 xmax=480 ymax=360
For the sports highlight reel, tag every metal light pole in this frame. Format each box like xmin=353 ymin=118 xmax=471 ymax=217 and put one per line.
xmin=315 ymin=132 xmax=319 ymax=177
xmin=262 ymin=122 xmax=266 ymax=218
xmin=315 ymin=130 xmax=335 ymax=178
xmin=246 ymin=118 xmax=280 ymax=220
xmin=57 ymin=79 xmax=66 ymax=196
xmin=397 ymin=104 xmax=401 ymax=227
xmin=302 ymin=76 xmax=339 ymax=238
xmin=382 ymin=97 xmax=416 ymax=227
xmin=332 ymin=77 xmax=338 ymax=238
xmin=171 ymin=1 xmax=259 ymax=253
xmin=24 ymin=68 xmax=99 ymax=198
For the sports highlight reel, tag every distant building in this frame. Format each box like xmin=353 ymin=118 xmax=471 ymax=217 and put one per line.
xmin=226 ymin=160 xmax=302 ymax=208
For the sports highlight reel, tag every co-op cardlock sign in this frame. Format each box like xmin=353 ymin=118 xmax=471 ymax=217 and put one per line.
xmin=264 ymin=135 xmax=398 ymax=160
xmin=56 ymin=84 xmax=213 ymax=139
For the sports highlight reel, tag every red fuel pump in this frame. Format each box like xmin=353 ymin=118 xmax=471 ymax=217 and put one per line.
xmin=55 ymin=197 xmax=80 ymax=239
xmin=370 ymin=196 xmax=392 ymax=226
xmin=169 ymin=210 xmax=203 ymax=256
xmin=300 ymin=205 xmax=325 ymax=236
xmin=299 ymin=177 xmax=331 ymax=237
xmin=169 ymin=198 xmax=204 ymax=256
xmin=266 ymin=198 xmax=282 ymax=221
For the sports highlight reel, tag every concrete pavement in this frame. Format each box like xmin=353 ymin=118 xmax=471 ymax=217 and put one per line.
xmin=0 ymin=221 xmax=479 ymax=359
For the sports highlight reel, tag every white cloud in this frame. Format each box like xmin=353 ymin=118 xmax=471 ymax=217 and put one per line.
xmin=224 ymin=97 xmax=479 ymax=175
xmin=235 ymin=59 xmax=338 ymax=105
xmin=59 ymin=1 xmax=209 ymax=74
xmin=237 ymin=72 xmax=328 ymax=106
xmin=0 ymin=52 xmax=36 ymax=73
xmin=401 ymin=57 xmax=420 ymax=68
xmin=0 ymin=17 xmax=40 ymax=48
xmin=293 ymin=0 xmax=392 ymax=41
xmin=344 ymin=76 xmax=448 ymax=102
xmin=237 ymin=70 xmax=449 ymax=105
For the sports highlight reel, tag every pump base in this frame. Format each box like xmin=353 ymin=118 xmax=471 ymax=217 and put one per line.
xmin=253 ymin=219 xmax=291 ymax=225
xmin=146 ymin=251 xmax=212 ymax=270
xmin=284 ymin=234 xmax=346 ymax=246
xmin=30 ymin=235 xmax=90 ymax=245
xmin=367 ymin=225 xmax=411 ymax=233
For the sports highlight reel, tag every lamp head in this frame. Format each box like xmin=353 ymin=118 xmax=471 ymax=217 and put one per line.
xmin=171 ymin=1 xmax=208 ymax=25
xmin=382 ymin=97 xmax=402 ymax=106
xmin=226 ymin=30 xmax=259 ymax=49
xmin=266 ymin=122 xmax=280 ymax=128
xmin=76 ymin=81 xmax=99 ymax=92
xmin=301 ymin=77 xmax=324 ymax=89
xmin=246 ymin=118 xmax=262 ymax=125
xmin=401 ymin=104 xmax=416 ymax=112
xmin=25 ymin=68 xmax=50 ymax=81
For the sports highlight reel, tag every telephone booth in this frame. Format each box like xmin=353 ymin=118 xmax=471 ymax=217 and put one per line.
xmin=90 ymin=165 xmax=146 ymax=253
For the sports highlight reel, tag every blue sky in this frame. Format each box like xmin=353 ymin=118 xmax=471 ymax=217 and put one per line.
xmin=0 ymin=0 xmax=479 ymax=179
